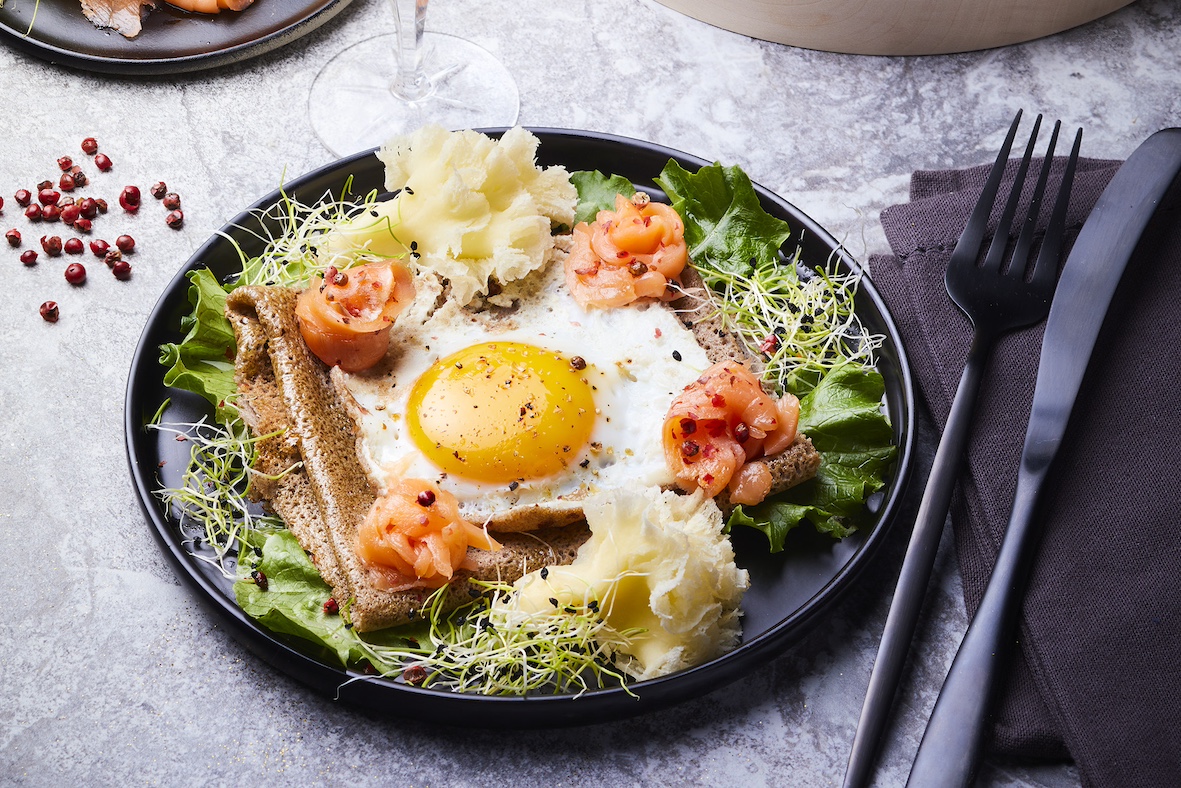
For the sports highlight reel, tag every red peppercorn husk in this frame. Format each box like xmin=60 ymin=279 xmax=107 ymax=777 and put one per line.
xmin=0 ymin=195 xmax=4 ymax=212
xmin=64 ymin=262 xmax=86 ymax=285
xmin=5 ymin=229 xmax=20 ymax=247
xmin=94 ymin=198 xmax=108 ymax=214
xmin=119 ymin=186 xmax=140 ymax=212
xmin=36 ymin=180 xmax=52 ymax=191
xmin=39 ymin=301 xmax=59 ymax=323
xmin=163 ymin=192 xmax=181 ymax=210
xmin=150 ymin=182 xmax=167 ymax=199
xmin=73 ymin=217 xmax=92 ymax=233
xmin=165 ymin=209 xmax=184 ymax=229
xmin=71 ymin=171 xmax=88 ymax=189
xmin=41 ymin=235 xmax=63 ymax=256
xmin=81 ymin=137 xmax=98 ymax=155
xmin=103 ymin=248 xmax=122 ymax=267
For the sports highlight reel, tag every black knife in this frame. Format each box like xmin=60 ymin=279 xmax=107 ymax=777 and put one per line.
xmin=906 ymin=127 xmax=1181 ymax=788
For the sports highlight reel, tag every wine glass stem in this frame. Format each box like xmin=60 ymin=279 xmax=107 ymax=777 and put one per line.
xmin=391 ymin=0 xmax=431 ymax=101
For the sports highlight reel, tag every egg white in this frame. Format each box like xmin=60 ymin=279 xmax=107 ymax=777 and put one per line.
xmin=333 ymin=260 xmax=714 ymax=526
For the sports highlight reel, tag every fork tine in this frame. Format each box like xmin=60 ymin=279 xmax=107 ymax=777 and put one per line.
xmin=982 ymin=113 xmax=1043 ymax=273
xmin=948 ymin=110 xmax=1024 ymax=273
xmin=1030 ymin=127 xmax=1083 ymax=287
xmin=1008 ymin=120 xmax=1061 ymax=279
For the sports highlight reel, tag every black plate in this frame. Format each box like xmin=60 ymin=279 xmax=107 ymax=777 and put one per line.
xmin=0 ymin=0 xmax=347 ymax=75
xmin=125 ymin=128 xmax=915 ymax=727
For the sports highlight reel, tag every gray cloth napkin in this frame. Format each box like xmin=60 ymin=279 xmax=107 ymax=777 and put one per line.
xmin=868 ymin=156 xmax=1181 ymax=787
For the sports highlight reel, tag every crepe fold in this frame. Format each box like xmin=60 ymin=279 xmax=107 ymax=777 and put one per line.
xmin=225 ymin=285 xmax=589 ymax=633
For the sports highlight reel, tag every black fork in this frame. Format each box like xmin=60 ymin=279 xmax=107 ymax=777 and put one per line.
xmin=843 ymin=110 xmax=1082 ymax=788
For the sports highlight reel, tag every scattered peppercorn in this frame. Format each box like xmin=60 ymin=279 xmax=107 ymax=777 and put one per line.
xmin=5 ymin=229 xmax=19 ymax=247
xmin=416 ymin=489 xmax=436 ymax=507
xmin=78 ymin=198 xmax=98 ymax=219
xmin=165 ymin=209 xmax=184 ymax=229
xmin=94 ymin=153 xmax=113 ymax=171
xmin=73 ymin=218 xmax=92 ymax=233
xmin=64 ymin=262 xmax=86 ymax=284
xmin=39 ymin=301 xmax=59 ymax=322
xmin=734 ymin=422 xmax=750 ymax=443
xmin=116 ymin=234 xmax=135 ymax=253
xmin=89 ymin=239 xmax=110 ymax=258
xmin=250 ymin=569 xmax=268 ymax=591
xmin=57 ymin=156 xmax=73 ymax=172
xmin=24 ymin=204 xmax=42 ymax=221
xmin=58 ymin=173 xmax=75 ymax=192
xmin=94 ymin=198 xmax=108 ymax=214
xmin=81 ymin=137 xmax=98 ymax=154
xmin=36 ymin=179 xmax=52 ymax=191
xmin=570 ymin=355 xmax=587 ymax=370
xmin=112 ymin=259 xmax=132 ymax=280
xmin=103 ymin=248 xmax=122 ymax=267
xmin=14 ymin=189 xmax=31 ymax=207
xmin=38 ymin=188 xmax=60 ymax=206
xmin=150 ymin=182 xmax=167 ymax=199
xmin=71 ymin=171 xmax=87 ymax=189
xmin=41 ymin=204 xmax=60 ymax=222
xmin=20 ymin=250 xmax=37 ymax=265
xmin=403 ymin=664 xmax=428 ymax=685
xmin=60 ymin=204 xmax=80 ymax=226
xmin=40 ymin=235 xmax=63 ymax=256
xmin=162 ymin=192 xmax=181 ymax=210
xmin=118 ymin=185 xmax=140 ymax=212
xmin=64 ymin=238 xmax=83 ymax=255
xmin=322 ymin=597 xmax=339 ymax=615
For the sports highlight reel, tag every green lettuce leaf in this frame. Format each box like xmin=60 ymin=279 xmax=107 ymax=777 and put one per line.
xmin=727 ymin=364 xmax=896 ymax=551
xmin=571 ymin=170 xmax=636 ymax=225
xmin=158 ymin=268 xmax=238 ymax=424
xmin=233 ymin=530 xmax=416 ymax=668
xmin=655 ymin=160 xmax=792 ymax=275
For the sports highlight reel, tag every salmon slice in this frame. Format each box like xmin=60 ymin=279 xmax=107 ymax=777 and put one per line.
xmin=80 ymin=0 xmax=155 ymax=38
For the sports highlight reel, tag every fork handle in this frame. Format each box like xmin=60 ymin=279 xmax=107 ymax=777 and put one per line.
xmin=842 ymin=333 xmax=992 ymax=788
xmin=906 ymin=461 xmax=1048 ymax=788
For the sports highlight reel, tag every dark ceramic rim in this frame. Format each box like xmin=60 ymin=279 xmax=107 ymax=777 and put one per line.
xmin=0 ymin=0 xmax=349 ymax=75
xmin=125 ymin=128 xmax=915 ymax=727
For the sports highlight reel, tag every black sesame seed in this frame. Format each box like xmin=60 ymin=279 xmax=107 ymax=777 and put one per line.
xmin=672 ymin=350 xmax=682 ymax=361
xmin=549 ymin=597 xmax=559 ymax=607
xmin=540 ymin=567 xmax=549 ymax=580
xmin=508 ymin=481 xmax=519 ymax=491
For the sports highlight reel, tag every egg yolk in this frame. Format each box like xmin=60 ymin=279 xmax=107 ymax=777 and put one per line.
xmin=406 ymin=342 xmax=596 ymax=483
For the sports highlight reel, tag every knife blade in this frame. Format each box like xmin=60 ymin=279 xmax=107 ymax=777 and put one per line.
xmin=906 ymin=127 xmax=1181 ymax=788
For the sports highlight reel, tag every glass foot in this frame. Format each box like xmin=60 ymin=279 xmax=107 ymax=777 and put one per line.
xmin=308 ymin=31 xmax=520 ymax=157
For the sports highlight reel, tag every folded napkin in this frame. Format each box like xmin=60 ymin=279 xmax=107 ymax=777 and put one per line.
xmin=869 ymin=155 xmax=1181 ymax=787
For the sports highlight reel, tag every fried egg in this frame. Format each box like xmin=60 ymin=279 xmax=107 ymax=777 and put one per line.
xmin=333 ymin=260 xmax=714 ymax=528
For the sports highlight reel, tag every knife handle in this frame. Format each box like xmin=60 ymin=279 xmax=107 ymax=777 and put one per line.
xmin=905 ymin=462 xmax=1048 ymax=788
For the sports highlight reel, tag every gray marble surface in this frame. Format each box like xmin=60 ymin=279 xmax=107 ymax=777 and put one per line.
xmin=2 ymin=0 xmax=1179 ymax=784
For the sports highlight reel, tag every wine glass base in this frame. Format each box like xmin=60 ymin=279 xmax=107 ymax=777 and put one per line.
xmin=308 ymin=32 xmax=520 ymax=157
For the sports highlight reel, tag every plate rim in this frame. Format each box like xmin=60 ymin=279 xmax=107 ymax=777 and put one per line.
xmin=0 ymin=0 xmax=350 ymax=75
xmin=124 ymin=127 xmax=915 ymax=726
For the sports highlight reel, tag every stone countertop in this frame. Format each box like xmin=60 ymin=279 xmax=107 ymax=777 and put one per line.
xmin=1 ymin=1 xmax=1178 ymax=785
